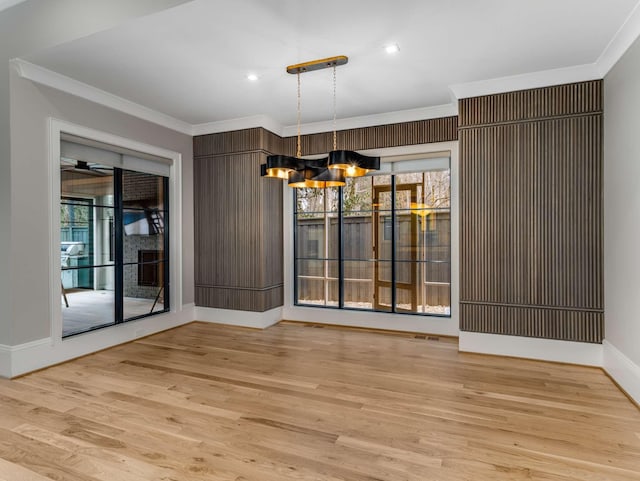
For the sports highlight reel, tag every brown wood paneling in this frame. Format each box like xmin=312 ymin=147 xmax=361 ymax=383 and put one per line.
xmin=194 ymin=127 xmax=284 ymax=157
xmin=195 ymin=118 xmax=456 ymax=313
xmin=284 ymin=117 xmax=458 ymax=156
xmin=459 ymin=80 xmax=602 ymax=127
xmin=194 ymin=128 xmax=283 ymax=312
xmin=459 ymin=81 xmax=603 ymax=343
xmin=195 ymin=285 xmax=283 ymax=312
xmin=459 ymin=80 xmax=602 ymax=129
xmin=460 ymin=304 xmax=603 ymax=342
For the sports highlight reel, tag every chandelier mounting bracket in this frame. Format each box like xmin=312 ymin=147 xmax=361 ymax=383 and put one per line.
xmin=286 ymin=55 xmax=348 ymax=75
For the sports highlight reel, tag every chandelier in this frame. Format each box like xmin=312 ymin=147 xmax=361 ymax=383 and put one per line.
xmin=260 ymin=55 xmax=380 ymax=188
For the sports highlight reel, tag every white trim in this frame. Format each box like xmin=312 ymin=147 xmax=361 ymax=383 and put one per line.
xmin=13 ymin=58 xmax=459 ymax=138
xmin=192 ymin=115 xmax=284 ymax=137
xmin=459 ymin=331 xmax=603 ymax=367
xmin=192 ymin=104 xmax=459 ymax=137
xmin=596 ymin=2 xmax=640 ymax=76
xmin=603 ymin=340 xmax=640 ymax=405
xmin=0 ymin=344 xmax=12 ymax=378
xmin=48 ymin=118 xmax=183 ymax=345
xmin=1 ymin=303 xmax=195 ymax=378
xmin=282 ymin=104 xmax=459 ymax=137
xmin=194 ymin=306 xmax=282 ymax=329
xmin=0 ymin=338 xmax=51 ymax=378
xmin=283 ymin=141 xmax=460 ymax=337
xmin=12 ymin=2 xmax=640 ymax=138
xmin=449 ymin=63 xmax=601 ymax=100
xmin=282 ymin=306 xmax=458 ymax=337
xmin=448 ymin=3 xmax=640 ymax=100
xmin=357 ymin=142 xmax=456 ymax=158
xmin=13 ymin=60 xmax=192 ymax=135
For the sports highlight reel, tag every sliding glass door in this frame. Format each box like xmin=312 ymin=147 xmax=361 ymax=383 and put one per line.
xmin=60 ymin=157 xmax=169 ymax=337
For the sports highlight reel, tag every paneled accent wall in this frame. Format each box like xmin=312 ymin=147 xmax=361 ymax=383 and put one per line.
xmin=284 ymin=117 xmax=458 ymax=155
xmin=194 ymin=128 xmax=284 ymax=312
xmin=194 ymin=119 xmax=458 ymax=312
xmin=459 ymin=81 xmax=603 ymax=343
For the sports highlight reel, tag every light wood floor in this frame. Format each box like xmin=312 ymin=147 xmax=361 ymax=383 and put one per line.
xmin=0 ymin=321 xmax=639 ymax=481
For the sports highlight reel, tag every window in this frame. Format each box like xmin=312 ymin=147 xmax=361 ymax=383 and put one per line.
xmin=60 ymin=143 xmax=170 ymax=337
xmin=294 ymin=157 xmax=451 ymax=316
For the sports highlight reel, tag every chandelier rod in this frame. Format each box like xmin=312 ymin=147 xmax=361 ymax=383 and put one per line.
xmin=332 ymin=65 xmax=337 ymax=151
xmin=297 ymin=72 xmax=302 ymax=159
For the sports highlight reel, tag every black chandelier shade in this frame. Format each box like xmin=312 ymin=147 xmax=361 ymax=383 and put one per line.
xmin=262 ymin=152 xmax=378 ymax=188
xmin=327 ymin=150 xmax=380 ymax=177
xmin=291 ymin=158 xmax=345 ymax=188
xmin=262 ymin=154 xmax=302 ymax=179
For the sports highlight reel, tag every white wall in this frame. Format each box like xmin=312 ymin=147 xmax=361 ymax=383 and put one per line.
xmin=0 ymin=0 xmax=193 ymax=351
xmin=604 ymin=31 xmax=640 ymax=402
xmin=9 ymin=67 xmax=194 ymax=344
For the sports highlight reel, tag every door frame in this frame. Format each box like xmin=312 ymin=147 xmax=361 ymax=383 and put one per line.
xmin=48 ymin=118 xmax=183 ymax=343
xmin=372 ymin=183 xmax=419 ymax=312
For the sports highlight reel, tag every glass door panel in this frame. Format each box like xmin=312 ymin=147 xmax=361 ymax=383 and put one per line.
xmin=60 ymin=154 xmax=169 ymax=337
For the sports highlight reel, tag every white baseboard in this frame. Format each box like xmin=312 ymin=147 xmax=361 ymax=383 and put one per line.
xmin=282 ymin=306 xmax=459 ymax=337
xmin=194 ymin=306 xmax=282 ymax=329
xmin=603 ymin=340 xmax=640 ymax=405
xmin=1 ymin=303 xmax=195 ymax=378
xmin=459 ymin=331 xmax=603 ymax=366
xmin=0 ymin=343 xmax=13 ymax=378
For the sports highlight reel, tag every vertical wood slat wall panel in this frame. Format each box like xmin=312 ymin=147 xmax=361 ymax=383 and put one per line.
xmin=283 ymin=117 xmax=458 ymax=156
xmin=459 ymin=80 xmax=603 ymax=343
xmin=459 ymin=81 xmax=602 ymax=127
xmin=194 ymin=118 xmax=458 ymax=312
xmin=194 ymin=128 xmax=283 ymax=312
xmin=193 ymin=128 xmax=284 ymax=157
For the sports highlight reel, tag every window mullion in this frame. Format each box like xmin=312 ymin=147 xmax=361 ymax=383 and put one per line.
xmin=324 ymin=193 xmax=329 ymax=305
xmin=391 ymin=175 xmax=397 ymax=313
xmin=338 ymin=186 xmax=344 ymax=309
xmin=114 ymin=168 xmax=124 ymax=324
xmin=163 ymin=176 xmax=170 ymax=310
xmin=293 ymin=189 xmax=299 ymax=305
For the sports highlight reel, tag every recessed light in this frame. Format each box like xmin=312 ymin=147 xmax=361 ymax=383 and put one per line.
xmin=385 ymin=44 xmax=400 ymax=54
xmin=247 ymin=73 xmax=259 ymax=81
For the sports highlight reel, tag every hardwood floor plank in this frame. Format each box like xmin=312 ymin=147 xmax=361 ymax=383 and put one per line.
xmin=1 ymin=322 xmax=638 ymax=480
xmin=0 ymin=457 xmax=60 ymax=481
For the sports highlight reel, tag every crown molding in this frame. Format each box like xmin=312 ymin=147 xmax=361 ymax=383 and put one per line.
xmin=192 ymin=104 xmax=458 ymax=138
xmin=449 ymin=63 xmax=602 ymax=100
xmin=192 ymin=114 xmax=284 ymax=136
xmin=281 ymin=104 xmax=459 ymax=138
xmin=14 ymin=0 xmax=640 ymax=140
xmin=596 ymin=1 xmax=640 ymax=76
xmin=450 ymin=1 xmax=640 ymax=100
xmin=11 ymin=59 xmax=193 ymax=135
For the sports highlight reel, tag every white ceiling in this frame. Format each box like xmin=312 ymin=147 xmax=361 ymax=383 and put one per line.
xmin=20 ymin=0 xmax=640 ymax=132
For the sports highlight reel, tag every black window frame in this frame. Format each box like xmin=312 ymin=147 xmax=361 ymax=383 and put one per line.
xmin=293 ymin=169 xmax=451 ymax=317
xmin=61 ymin=167 xmax=170 ymax=338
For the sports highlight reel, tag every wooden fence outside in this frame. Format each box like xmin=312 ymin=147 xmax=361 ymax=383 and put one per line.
xmin=296 ymin=213 xmax=450 ymax=309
